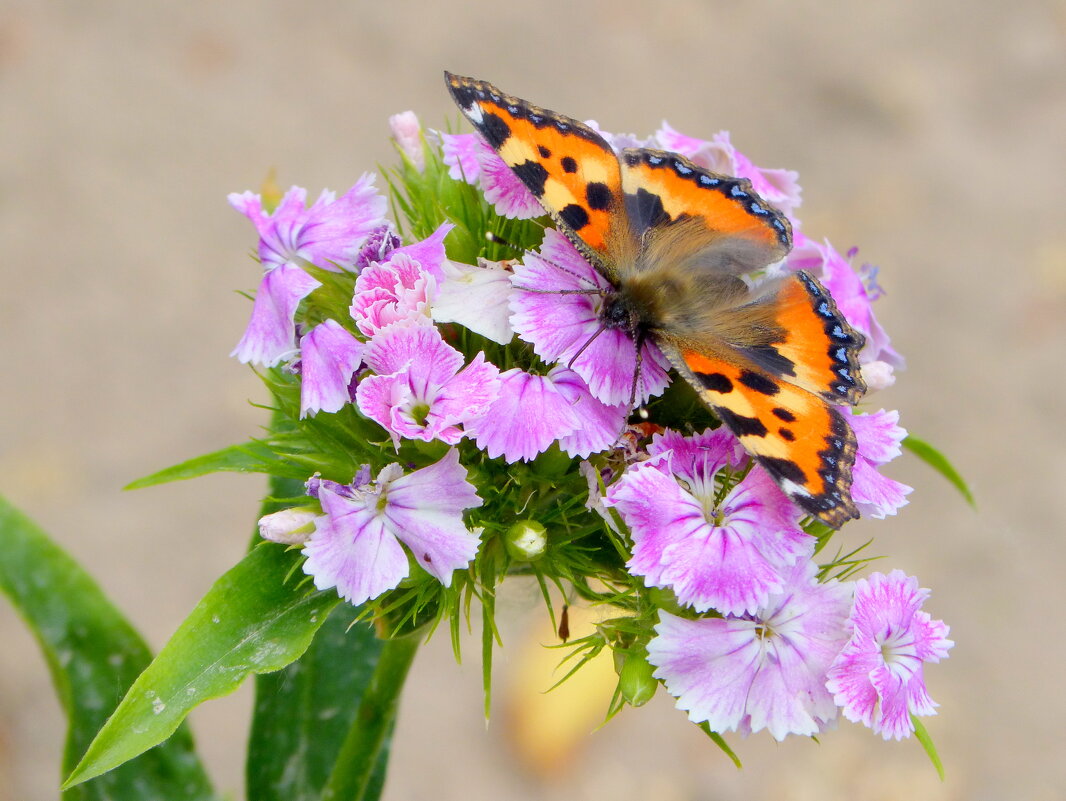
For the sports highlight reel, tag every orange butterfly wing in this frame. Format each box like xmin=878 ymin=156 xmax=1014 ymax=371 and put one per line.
xmin=619 ymin=148 xmax=792 ymax=269
xmin=446 ymin=73 xmax=867 ymax=528
xmin=445 ymin=72 xmax=627 ymax=275
xmin=665 ymin=340 xmax=861 ymax=528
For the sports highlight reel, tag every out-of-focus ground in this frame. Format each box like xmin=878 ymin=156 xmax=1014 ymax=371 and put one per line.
xmin=2 ymin=2 xmax=1064 ymax=799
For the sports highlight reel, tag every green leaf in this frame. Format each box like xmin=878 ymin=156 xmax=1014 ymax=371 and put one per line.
xmin=902 ymin=434 xmax=976 ymax=508
xmin=911 ymin=715 xmax=946 ymax=780
xmin=246 ymin=606 xmax=387 ymax=801
xmin=696 ymin=722 xmax=743 ymax=768
xmin=64 ymin=543 xmax=340 ymax=789
xmin=125 ymin=440 xmax=311 ymax=490
xmin=0 ymin=495 xmax=215 ymax=801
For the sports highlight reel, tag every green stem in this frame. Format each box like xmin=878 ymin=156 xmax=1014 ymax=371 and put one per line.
xmin=321 ymin=633 xmax=421 ymax=801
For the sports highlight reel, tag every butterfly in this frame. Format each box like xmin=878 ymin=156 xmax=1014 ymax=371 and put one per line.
xmin=445 ymin=72 xmax=867 ymax=528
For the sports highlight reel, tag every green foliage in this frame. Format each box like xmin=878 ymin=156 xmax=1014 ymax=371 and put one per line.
xmin=911 ymin=715 xmax=946 ymax=780
xmin=64 ymin=544 xmax=340 ymax=789
xmin=0 ymin=495 xmax=214 ymax=801
xmin=246 ymin=606 xmax=389 ymax=801
xmin=903 ymin=434 xmax=975 ymax=508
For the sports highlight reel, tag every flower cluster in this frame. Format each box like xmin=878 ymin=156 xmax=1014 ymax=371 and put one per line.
xmin=234 ymin=107 xmax=952 ymax=755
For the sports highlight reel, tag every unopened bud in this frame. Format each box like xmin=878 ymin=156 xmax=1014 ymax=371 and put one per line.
xmin=616 ymin=648 xmax=657 ymax=707
xmin=504 ymin=520 xmax=547 ymax=561
xmin=258 ymin=508 xmax=319 ymax=544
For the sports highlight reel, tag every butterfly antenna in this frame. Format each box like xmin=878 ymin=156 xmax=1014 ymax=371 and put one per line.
xmin=629 ymin=329 xmax=647 ymax=412
xmin=567 ymin=319 xmax=609 ymax=369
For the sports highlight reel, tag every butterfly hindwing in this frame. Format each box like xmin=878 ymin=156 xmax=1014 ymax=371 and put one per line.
xmin=663 ymin=344 xmax=860 ymax=527
xmin=742 ymin=270 xmax=866 ymax=404
xmin=445 ymin=72 xmax=627 ymax=273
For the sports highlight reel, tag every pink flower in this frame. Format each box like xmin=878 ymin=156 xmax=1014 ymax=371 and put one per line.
xmin=350 ymin=253 xmax=435 ymax=337
xmin=440 ymin=132 xmax=542 ymax=219
xmin=845 ymin=408 xmax=913 ymax=519
xmin=433 ymin=258 xmax=515 ymax=344
xmin=648 ymin=559 xmax=853 ymax=741
xmin=229 ymin=177 xmax=387 ymax=366
xmin=605 ymin=430 xmax=811 ymax=615
xmin=302 ymin=450 xmax=482 ymax=605
xmin=389 ymin=111 xmax=425 ymax=171
xmin=464 ymin=368 xmax=582 ymax=462
xmin=826 ymin=570 xmax=953 ymax=740
xmin=441 ymin=132 xmax=482 ymax=183
xmin=298 ymin=319 xmax=364 ymax=417
xmin=510 ymin=229 xmax=671 ymax=407
xmin=231 ymin=262 xmax=320 ymax=366
xmin=653 ymin=124 xmax=802 ymax=220
xmin=786 ymin=238 xmax=904 ymax=386
xmin=548 ymin=367 xmax=628 ymax=458
xmin=229 ymin=176 xmax=387 ymax=274
xmin=356 ymin=324 xmax=500 ymax=448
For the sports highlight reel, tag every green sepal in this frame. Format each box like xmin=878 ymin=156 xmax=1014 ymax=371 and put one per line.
xmin=902 ymin=434 xmax=976 ymax=508
xmin=0 ymin=495 xmax=215 ymax=800
xmin=64 ymin=544 xmax=339 ymax=789
xmin=696 ymin=722 xmax=743 ymax=768
xmin=911 ymin=715 xmax=946 ymax=780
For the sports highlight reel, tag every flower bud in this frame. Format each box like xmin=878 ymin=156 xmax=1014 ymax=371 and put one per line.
xmin=389 ymin=111 xmax=425 ymax=172
xmin=258 ymin=508 xmax=319 ymax=544
xmin=616 ymin=648 xmax=657 ymax=707
xmin=504 ymin=520 xmax=547 ymax=561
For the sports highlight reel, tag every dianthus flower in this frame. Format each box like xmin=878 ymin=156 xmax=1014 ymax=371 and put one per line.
xmin=440 ymin=132 xmax=542 ymax=219
xmin=300 ymin=450 xmax=482 ymax=606
xmin=229 ymin=177 xmax=387 ymax=366
xmin=355 ymin=324 xmax=500 ymax=448
xmin=604 ymin=428 xmax=811 ymax=615
xmin=298 ymin=319 xmax=364 ymax=417
xmin=509 ymin=229 xmax=671 ymax=406
xmin=826 ymin=570 xmax=953 ymax=740
xmin=648 ymin=559 xmax=852 ymax=741
xmin=845 ymin=407 xmax=913 ymax=518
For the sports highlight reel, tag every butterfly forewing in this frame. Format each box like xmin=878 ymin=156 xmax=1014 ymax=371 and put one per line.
xmin=445 ymin=72 xmax=628 ymax=276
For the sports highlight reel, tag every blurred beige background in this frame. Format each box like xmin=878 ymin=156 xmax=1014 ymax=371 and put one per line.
xmin=2 ymin=1 xmax=1065 ymax=799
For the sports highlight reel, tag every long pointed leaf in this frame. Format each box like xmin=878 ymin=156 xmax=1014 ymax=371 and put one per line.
xmin=902 ymin=435 xmax=976 ymax=508
xmin=64 ymin=543 xmax=339 ymax=788
xmin=0 ymin=495 xmax=215 ymax=801
xmin=246 ymin=606 xmax=387 ymax=801
xmin=126 ymin=441 xmax=310 ymax=490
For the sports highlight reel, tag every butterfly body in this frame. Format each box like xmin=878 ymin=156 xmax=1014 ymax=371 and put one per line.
xmin=446 ymin=72 xmax=867 ymax=528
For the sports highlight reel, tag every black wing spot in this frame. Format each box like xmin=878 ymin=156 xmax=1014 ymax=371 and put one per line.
xmin=480 ymin=113 xmax=511 ymax=149
xmin=511 ymin=160 xmax=549 ymax=197
xmin=559 ymin=203 xmax=590 ymax=230
xmin=738 ymin=370 xmax=780 ymax=396
xmin=762 ymin=456 xmax=807 ymax=485
xmin=625 ymin=187 xmax=670 ymax=231
xmin=716 ymin=407 xmax=768 ymax=438
xmin=778 ymin=427 xmax=796 ymax=441
xmin=561 ymin=156 xmax=578 ymax=173
xmin=538 ymin=145 xmax=551 ymax=158
xmin=772 ymin=407 xmax=796 ymax=422
xmin=585 ymin=182 xmax=612 ymax=211
xmin=697 ymin=372 xmax=733 ymax=394
xmin=741 ymin=345 xmax=797 ymax=377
